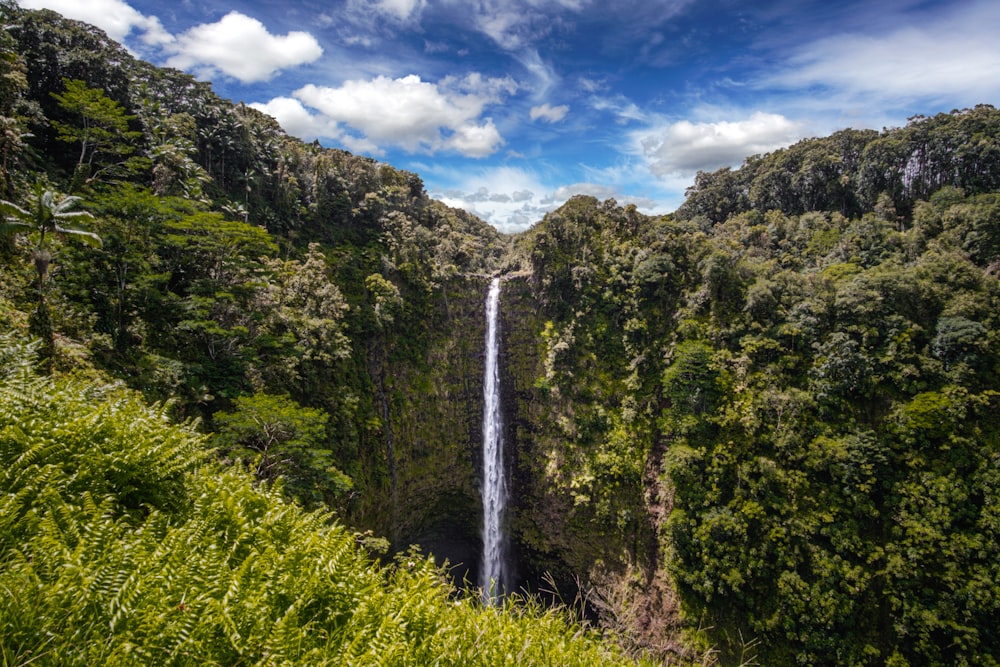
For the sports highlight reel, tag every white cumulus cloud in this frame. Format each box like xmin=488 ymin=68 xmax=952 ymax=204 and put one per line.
xmin=17 ymin=0 xmax=172 ymax=46
xmin=530 ymin=103 xmax=569 ymax=123
xmin=249 ymin=97 xmax=340 ymax=142
xmin=165 ymin=12 xmax=322 ymax=84
xmin=633 ymin=112 xmax=803 ymax=177
xmin=279 ymin=73 xmax=516 ymax=157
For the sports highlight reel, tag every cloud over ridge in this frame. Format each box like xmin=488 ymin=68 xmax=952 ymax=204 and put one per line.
xmin=634 ymin=112 xmax=804 ymax=176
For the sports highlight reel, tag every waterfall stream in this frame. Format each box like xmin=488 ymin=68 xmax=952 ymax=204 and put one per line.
xmin=480 ymin=277 xmax=508 ymax=603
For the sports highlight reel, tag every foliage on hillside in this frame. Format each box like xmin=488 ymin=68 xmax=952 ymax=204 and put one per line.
xmin=516 ymin=106 xmax=1000 ymax=665
xmin=676 ymin=105 xmax=1000 ymax=225
xmin=0 ymin=334 xmax=654 ymax=666
xmin=0 ymin=4 xmax=506 ymax=536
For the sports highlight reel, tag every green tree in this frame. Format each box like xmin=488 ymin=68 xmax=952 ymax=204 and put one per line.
xmin=0 ymin=184 xmax=101 ymax=294
xmin=0 ymin=184 xmax=100 ymax=366
xmin=154 ymin=210 xmax=277 ymax=398
xmin=78 ymin=183 xmax=167 ymax=353
xmin=212 ymin=392 xmax=352 ymax=507
xmin=147 ymin=111 xmax=210 ymax=199
xmin=50 ymin=78 xmax=142 ymax=189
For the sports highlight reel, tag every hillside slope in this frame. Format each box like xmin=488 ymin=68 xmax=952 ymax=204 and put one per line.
xmin=0 ymin=333 xmax=655 ymax=666
xmin=506 ymin=108 xmax=1000 ymax=664
xmin=0 ymin=5 xmax=510 ymax=560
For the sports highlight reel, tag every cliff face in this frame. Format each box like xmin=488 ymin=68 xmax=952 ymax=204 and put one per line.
xmin=354 ymin=274 xmax=492 ymax=583
xmin=503 ymin=274 xmax=580 ymax=583
xmin=355 ymin=269 xmax=661 ymax=599
xmin=501 ymin=273 xmax=661 ymax=592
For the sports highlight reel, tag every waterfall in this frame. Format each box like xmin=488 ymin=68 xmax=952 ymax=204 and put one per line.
xmin=480 ymin=276 xmax=508 ymax=603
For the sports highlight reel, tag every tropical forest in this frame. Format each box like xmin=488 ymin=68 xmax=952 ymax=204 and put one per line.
xmin=1 ymin=5 xmax=999 ymax=666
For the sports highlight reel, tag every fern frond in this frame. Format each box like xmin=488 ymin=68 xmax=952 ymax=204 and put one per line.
xmin=108 ymin=570 xmax=142 ymax=634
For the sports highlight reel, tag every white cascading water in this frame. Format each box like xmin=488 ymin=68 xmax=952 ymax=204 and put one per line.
xmin=480 ymin=276 xmax=508 ymax=604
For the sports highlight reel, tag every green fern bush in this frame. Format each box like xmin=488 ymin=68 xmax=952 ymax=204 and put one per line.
xmin=0 ymin=335 xmax=651 ymax=666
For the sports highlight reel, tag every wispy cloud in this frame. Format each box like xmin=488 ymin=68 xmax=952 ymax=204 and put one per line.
xmin=760 ymin=0 xmax=1000 ymax=110
xmin=338 ymin=0 xmax=427 ymax=45
xmin=513 ymin=48 xmax=560 ymax=96
xmin=165 ymin=12 xmax=322 ymax=83
xmin=468 ymin=0 xmax=572 ymax=51
xmin=370 ymin=0 xmax=427 ymax=22
xmin=590 ymin=95 xmax=647 ymax=124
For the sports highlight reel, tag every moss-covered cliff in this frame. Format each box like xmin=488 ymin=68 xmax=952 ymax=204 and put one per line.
xmin=498 ymin=205 xmax=687 ymax=659
xmin=356 ymin=273 xmax=493 ymax=582
xmin=501 ymin=273 xmax=651 ymax=579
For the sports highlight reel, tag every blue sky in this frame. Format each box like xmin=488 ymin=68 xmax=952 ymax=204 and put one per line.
xmin=18 ymin=0 xmax=1000 ymax=232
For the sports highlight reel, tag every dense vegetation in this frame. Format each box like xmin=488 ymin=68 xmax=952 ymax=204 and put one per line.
xmin=2 ymin=4 xmax=1000 ymax=665
xmin=513 ymin=106 xmax=1000 ymax=664
xmin=0 ymin=3 xmax=506 ymax=537
xmin=0 ymin=334 xmax=648 ymax=666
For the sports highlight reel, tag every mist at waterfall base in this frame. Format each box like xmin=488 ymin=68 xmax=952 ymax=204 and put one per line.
xmin=480 ymin=277 xmax=510 ymax=604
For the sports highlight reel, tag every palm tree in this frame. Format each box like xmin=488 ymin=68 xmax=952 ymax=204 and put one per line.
xmin=1 ymin=184 xmax=100 ymax=370
xmin=0 ymin=183 xmax=101 ymax=298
